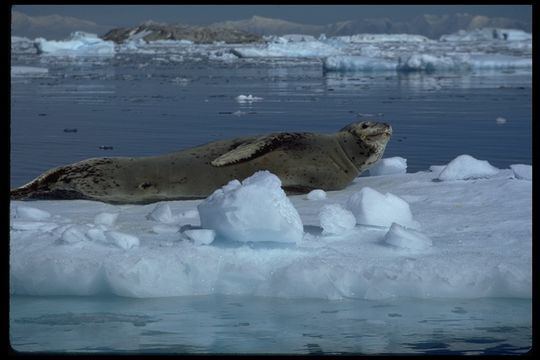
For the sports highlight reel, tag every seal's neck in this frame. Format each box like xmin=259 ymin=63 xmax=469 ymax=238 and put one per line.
xmin=336 ymin=132 xmax=385 ymax=172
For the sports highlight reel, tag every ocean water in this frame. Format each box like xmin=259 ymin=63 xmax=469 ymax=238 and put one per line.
xmin=10 ymin=49 xmax=532 ymax=355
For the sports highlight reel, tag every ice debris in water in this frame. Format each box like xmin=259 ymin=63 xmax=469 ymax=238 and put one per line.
xmin=183 ymin=229 xmax=216 ymax=246
xmin=306 ymin=189 xmax=327 ymax=200
xmin=437 ymin=154 xmax=499 ymax=181
xmin=198 ymin=170 xmax=304 ymax=244
xmin=14 ymin=206 xmax=51 ymax=221
xmin=510 ymin=164 xmax=532 ymax=181
xmin=319 ymin=204 xmax=356 ymax=235
xmin=496 ymin=116 xmax=507 ymax=125
xmin=346 ymin=187 xmax=419 ymax=229
xmin=236 ymin=94 xmax=263 ymax=103
xmin=383 ymin=223 xmax=432 ymax=251
xmin=369 ymin=157 xmax=407 ymax=176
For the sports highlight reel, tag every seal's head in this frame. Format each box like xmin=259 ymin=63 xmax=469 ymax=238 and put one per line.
xmin=339 ymin=121 xmax=393 ymax=171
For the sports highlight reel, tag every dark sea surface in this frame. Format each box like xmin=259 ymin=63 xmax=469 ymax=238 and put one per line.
xmin=10 ymin=51 xmax=532 ymax=354
xmin=10 ymin=55 xmax=532 ymax=187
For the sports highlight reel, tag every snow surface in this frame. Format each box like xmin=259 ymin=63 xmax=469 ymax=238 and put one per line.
xmin=369 ymin=157 xmax=407 ymax=176
xmin=438 ymin=154 xmax=499 ymax=181
xmin=10 ymin=156 xmax=531 ymax=300
xmin=34 ymin=31 xmax=115 ymax=56
xmin=510 ymin=164 xmax=532 ymax=181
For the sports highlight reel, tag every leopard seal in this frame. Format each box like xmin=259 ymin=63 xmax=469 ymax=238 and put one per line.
xmin=10 ymin=121 xmax=392 ymax=204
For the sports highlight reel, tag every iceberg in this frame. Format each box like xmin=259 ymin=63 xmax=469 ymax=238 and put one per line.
xmin=34 ymin=31 xmax=115 ymax=56
xmin=232 ymin=40 xmax=342 ymax=58
xmin=440 ymin=28 xmax=532 ymax=42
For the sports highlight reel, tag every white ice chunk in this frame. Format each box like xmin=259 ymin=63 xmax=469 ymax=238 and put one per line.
xmin=15 ymin=206 xmax=51 ymax=221
xmin=94 ymin=212 xmax=118 ymax=227
xmin=146 ymin=203 xmax=177 ymax=224
xmin=306 ymin=189 xmax=327 ymax=200
xmin=61 ymin=225 xmax=90 ymax=244
xmin=438 ymin=155 xmax=499 ymax=181
xmin=183 ymin=229 xmax=216 ymax=246
xmin=86 ymin=228 xmax=108 ymax=244
xmin=346 ymin=187 xmax=419 ymax=229
xmin=105 ymin=231 xmax=140 ymax=250
xmin=496 ymin=116 xmax=507 ymax=124
xmin=198 ymin=170 xmax=304 ymax=243
xmin=324 ymin=56 xmax=397 ymax=72
xmin=236 ymin=94 xmax=263 ymax=103
xmin=369 ymin=157 xmax=407 ymax=176
xmin=510 ymin=164 xmax=532 ymax=181
xmin=151 ymin=224 xmax=180 ymax=234
xmin=383 ymin=223 xmax=432 ymax=251
xmin=319 ymin=204 xmax=356 ymax=235
xmin=233 ymin=40 xmax=341 ymax=58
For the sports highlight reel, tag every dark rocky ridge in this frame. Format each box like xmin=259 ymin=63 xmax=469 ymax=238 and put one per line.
xmin=101 ymin=21 xmax=262 ymax=44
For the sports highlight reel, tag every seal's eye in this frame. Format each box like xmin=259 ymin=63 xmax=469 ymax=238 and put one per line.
xmin=361 ymin=124 xmax=369 ymax=129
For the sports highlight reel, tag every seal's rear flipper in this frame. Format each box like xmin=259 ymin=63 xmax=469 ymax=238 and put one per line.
xmin=211 ymin=132 xmax=305 ymax=167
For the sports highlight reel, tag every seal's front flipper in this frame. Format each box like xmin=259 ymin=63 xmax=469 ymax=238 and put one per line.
xmin=211 ymin=132 xmax=304 ymax=167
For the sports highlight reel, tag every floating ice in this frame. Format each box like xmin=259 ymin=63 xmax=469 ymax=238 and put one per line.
xmin=383 ymin=223 xmax=432 ymax=251
xmin=335 ymin=34 xmax=431 ymax=43
xmin=34 ymin=31 xmax=115 ymax=56
xmin=440 ymin=28 xmax=532 ymax=42
xmin=306 ymin=189 xmax=327 ymax=200
xmin=510 ymin=164 xmax=532 ymax=181
xmin=398 ymin=54 xmax=468 ymax=72
xmin=236 ymin=94 xmax=263 ymax=103
xmin=183 ymin=229 xmax=216 ymax=246
xmin=319 ymin=204 xmax=356 ymax=235
xmin=14 ymin=206 xmax=51 ymax=221
xmin=233 ymin=40 xmax=341 ymax=58
xmin=105 ymin=231 xmax=140 ymax=250
xmin=496 ymin=116 xmax=507 ymax=125
xmin=346 ymin=187 xmax=419 ymax=229
xmin=11 ymin=66 xmax=49 ymax=77
xmin=438 ymin=155 xmax=499 ymax=181
xmin=369 ymin=157 xmax=407 ymax=176
xmin=323 ymin=56 xmax=397 ymax=72
xmin=198 ymin=171 xmax=304 ymax=244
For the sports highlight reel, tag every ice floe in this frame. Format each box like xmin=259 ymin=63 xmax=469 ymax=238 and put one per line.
xmin=9 ymin=157 xmax=531 ymax=300
xmin=34 ymin=31 xmax=115 ymax=56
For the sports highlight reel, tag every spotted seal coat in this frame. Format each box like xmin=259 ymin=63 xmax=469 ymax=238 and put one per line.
xmin=10 ymin=121 xmax=392 ymax=204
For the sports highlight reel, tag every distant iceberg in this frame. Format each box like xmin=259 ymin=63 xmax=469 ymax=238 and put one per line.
xmin=440 ymin=28 xmax=532 ymax=42
xmin=34 ymin=31 xmax=115 ymax=56
xmin=233 ymin=40 xmax=342 ymax=58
